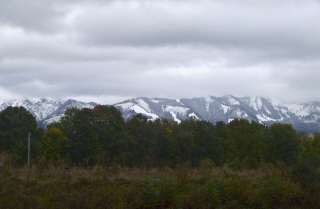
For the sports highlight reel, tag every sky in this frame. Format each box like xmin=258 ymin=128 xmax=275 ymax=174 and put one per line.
xmin=1 ymin=0 xmax=320 ymax=104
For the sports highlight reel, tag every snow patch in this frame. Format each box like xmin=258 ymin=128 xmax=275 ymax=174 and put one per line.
xmin=116 ymin=102 xmax=159 ymax=120
xmin=265 ymin=107 xmax=271 ymax=115
xmin=257 ymin=114 xmax=276 ymax=122
xmin=43 ymin=115 xmax=62 ymax=125
xmin=221 ymin=104 xmax=229 ymax=113
xmin=249 ymin=96 xmax=262 ymax=111
xmin=131 ymin=105 xmax=159 ymax=120
xmin=188 ymin=112 xmax=199 ymax=119
xmin=165 ymin=106 xmax=189 ymax=115
xmin=205 ymin=96 xmax=213 ymax=102
xmin=206 ymin=101 xmax=210 ymax=112
xmin=136 ymin=99 xmax=151 ymax=112
xmin=116 ymin=102 xmax=135 ymax=110
xmin=169 ymin=111 xmax=181 ymax=123
xmin=151 ymin=99 xmax=160 ymax=103
xmin=227 ymin=96 xmax=240 ymax=105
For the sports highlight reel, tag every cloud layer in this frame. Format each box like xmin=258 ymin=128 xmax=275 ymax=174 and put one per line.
xmin=1 ymin=0 xmax=320 ymax=104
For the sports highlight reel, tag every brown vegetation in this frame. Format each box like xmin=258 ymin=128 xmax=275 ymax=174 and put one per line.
xmin=1 ymin=162 xmax=319 ymax=208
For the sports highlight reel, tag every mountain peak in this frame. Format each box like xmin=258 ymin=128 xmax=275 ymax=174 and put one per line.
xmin=1 ymin=95 xmax=320 ymax=133
xmin=115 ymin=95 xmax=320 ymax=134
xmin=0 ymin=98 xmax=96 ymax=127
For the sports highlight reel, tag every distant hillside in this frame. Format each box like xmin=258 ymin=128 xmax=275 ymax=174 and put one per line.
xmin=1 ymin=95 xmax=320 ymax=133
xmin=0 ymin=98 xmax=97 ymax=127
xmin=114 ymin=95 xmax=320 ymax=134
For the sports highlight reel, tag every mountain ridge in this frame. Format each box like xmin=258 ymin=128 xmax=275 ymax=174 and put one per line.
xmin=1 ymin=95 xmax=320 ymax=133
xmin=114 ymin=95 xmax=320 ymax=134
xmin=0 ymin=98 xmax=98 ymax=127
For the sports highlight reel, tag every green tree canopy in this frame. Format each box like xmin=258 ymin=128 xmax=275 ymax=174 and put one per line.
xmin=0 ymin=106 xmax=38 ymax=164
xmin=268 ymin=123 xmax=301 ymax=166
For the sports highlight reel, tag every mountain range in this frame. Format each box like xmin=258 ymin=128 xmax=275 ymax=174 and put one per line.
xmin=0 ymin=98 xmax=97 ymax=127
xmin=1 ymin=95 xmax=320 ymax=134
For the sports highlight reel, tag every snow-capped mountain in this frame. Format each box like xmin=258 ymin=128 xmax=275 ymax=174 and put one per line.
xmin=39 ymin=99 xmax=98 ymax=126
xmin=1 ymin=95 xmax=320 ymax=133
xmin=0 ymin=98 xmax=66 ymax=121
xmin=0 ymin=98 xmax=97 ymax=127
xmin=115 ymin=95 xmax=320 ymax=134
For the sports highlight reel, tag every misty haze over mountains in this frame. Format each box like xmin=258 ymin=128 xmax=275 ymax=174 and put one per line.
xmin=1 ymin=95 xmax=320 ymax=134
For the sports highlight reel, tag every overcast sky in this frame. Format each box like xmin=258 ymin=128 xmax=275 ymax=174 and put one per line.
xmin=1 ymin=0 xmax=320 ymax=104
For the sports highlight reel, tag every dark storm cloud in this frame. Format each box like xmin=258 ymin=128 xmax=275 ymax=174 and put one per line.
xmin=1 ymin=0 xmax=320 ymax=103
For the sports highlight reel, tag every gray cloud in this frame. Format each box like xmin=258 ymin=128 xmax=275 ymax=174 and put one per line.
xmin=74 ymin=1 xmax=320 ymax=51
xmin=1 ymin=0 xmax=320 ymax=104
xmin=0 ymin=0 xmax=68 ymax=33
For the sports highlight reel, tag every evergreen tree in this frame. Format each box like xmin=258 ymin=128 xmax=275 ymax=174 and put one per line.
xmin=0 ymin=106 xmax=38 ymax=165
xmin=126 ymin=114 xmax=154 ymax=166
xmin=268 ymin=123 xmax=301 ymax=166
xmin=177 ymin=118 xmax=224 ymax=166
xmin=224 ymin=119 xmax=269 ymax=169
xmin=59 ymin=108 xmax=98 ymax=165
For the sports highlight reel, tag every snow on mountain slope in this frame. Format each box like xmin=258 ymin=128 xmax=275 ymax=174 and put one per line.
xmin=115 ymin=95 xmax=320 ymax=133
xmin=0 ymin=98 xmax=66 ymax=121
xmin=2 ymin=95 xmax=320 ymax=133
xmin=39 ymin=99 xmax=97 ymax=126
xmin=0 ymin=98 xmax=97 ymax=127
xmin=115 ymin=98 xmax=159 ymax=120
xmin=115 ymin=97 xmax=198 ymax=123
xmin=164 ymin=106 xmax=189 ymax=115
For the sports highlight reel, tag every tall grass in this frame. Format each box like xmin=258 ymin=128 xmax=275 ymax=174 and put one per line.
xmin=0 ymin=163 xmax=319 ymax=208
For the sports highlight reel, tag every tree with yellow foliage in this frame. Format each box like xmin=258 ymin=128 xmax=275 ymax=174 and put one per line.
xmin=42 ymin=126 xmax=69 ymax=165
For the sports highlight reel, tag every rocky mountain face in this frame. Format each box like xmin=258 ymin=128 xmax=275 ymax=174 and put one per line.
xmin=115 ymin=95 xmax=320 ymax=134
xmin=0 ymin=98 xmax=97 ymax=127
xmin=1 ymin=95 xmax=320 ymax=133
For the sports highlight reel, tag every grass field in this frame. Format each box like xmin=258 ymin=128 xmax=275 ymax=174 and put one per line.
xmin=1 ymin=162 xmax=319 ymax=209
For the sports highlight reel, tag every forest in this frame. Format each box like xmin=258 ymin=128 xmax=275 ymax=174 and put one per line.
xmin=1 ymin=105 xmax=320 ymax=208
xmin=1 ymin=105 xmax=318 ymax=168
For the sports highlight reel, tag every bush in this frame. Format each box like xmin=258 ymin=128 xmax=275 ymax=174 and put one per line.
xmin=250 ymin=175 xmax=304 ymax=208
xmin=291 ymin=154 xmax=320 ymax=191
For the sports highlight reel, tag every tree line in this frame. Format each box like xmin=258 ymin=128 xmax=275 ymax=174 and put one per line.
xmin=0 ymin=105 xmax=319 ymax=168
